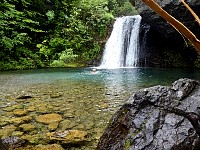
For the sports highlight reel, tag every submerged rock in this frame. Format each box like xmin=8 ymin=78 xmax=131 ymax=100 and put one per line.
xmin=19 ymin=123 xmax=36 ymax=132
xmin=48 ymin=122 xmax=59 ymax=131
xmin=9 ymin=116 xmax=32 ymax=126
xmin=50 ymin=93 xmax=63 ymax=98
xmin=35 ymin=144 xmax=64 ymax=150
xmin=13 ymin=109 xmax=28 ymax=116
xmin=59 ymin=120 xmax=76 ymax=130
xmin=1 ymin=136 xmax=25 ymax=149
xmin=97 ymin=78 xmax=200 ymax=150
xmin=16 ymin=94 xmax=33 ymax=99
xmin=21 ymin=134 xmax=43 ymax=145
xmin=0 ymin=125 xmax=17 ymax=138
xmin=35 ymin=113 xmax=62 ymax=124
xmin=47 ymin=130 xmax=87 ymax=144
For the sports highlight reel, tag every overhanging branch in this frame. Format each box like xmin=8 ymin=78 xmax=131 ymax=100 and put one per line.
xmin=180 ymin=0 xmax=200 ymax=26
xmin=142 ymin=0 xmax=200 ymax=53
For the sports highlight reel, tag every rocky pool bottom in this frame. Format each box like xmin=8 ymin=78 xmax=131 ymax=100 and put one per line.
xmin=0 ymin=82 xmax=129 ymax=150
xmin=0 ymin=70 xmax=146 ymax=150
xmin=0 ymin=68 xmax=200 ymax=149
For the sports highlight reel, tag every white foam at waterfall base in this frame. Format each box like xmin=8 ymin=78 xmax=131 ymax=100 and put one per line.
xmin=99 ymin=15 xmax=142 ymax=69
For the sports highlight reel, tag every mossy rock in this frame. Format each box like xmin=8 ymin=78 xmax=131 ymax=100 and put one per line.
xmin=13 ymin=109 xmax=28 ymax=116
xmin=9 ymin=116 xmax=32 ymax=126
xmin=47 ymin=130 xmax=87 ymax=144
xmin=48 ymin=122 xmax=59 ymax=131
xmin=16 ymin=144 xmax=64 ymax=150
xmin=35 ymin=113 xmax=62 ymax=124
xmin=35 ymin=144 xmax=64 ymax=150
xmin=21 ymin=134 xmax=42 ymax=144
xmin=0 ymin=125 xmax=17 ymax=138
xmin=19 ymin=124 xmax=36 ymax=132
xmin=59 ymin=120 xmax=75 ymax=130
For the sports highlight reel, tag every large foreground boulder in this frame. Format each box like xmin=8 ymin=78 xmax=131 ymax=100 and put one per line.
xmin=97 ymin=78 xmax=200 ymax=150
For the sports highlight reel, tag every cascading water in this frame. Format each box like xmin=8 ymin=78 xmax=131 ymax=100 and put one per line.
xmin=99 ymin=15 xmax=142 ymax=68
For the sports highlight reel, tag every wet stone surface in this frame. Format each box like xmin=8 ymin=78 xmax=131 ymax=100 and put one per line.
xmin=97 ymin=78 xmax=200 ymax=150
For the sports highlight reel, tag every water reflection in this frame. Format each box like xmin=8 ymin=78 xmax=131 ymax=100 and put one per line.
xmin=102 ymin=68 xmax=140 ymax=93
xmin=95 ymin=68 xmax=141 ymax=110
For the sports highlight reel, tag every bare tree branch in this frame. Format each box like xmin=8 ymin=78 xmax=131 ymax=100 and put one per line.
xmin=142 ymin=0 xmax=200 ymax=53
xmin=180 ymin=0 xmax=200 ymax=26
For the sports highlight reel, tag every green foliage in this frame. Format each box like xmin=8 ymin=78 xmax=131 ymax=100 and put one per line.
xmin=110 ymin=0 xmax=138 ymax=16
xmin=46 ymin=10 xmax=55 ymax=21
xmin=78 ymin=0 xmax=114 ymax=37
xmin=50 ymin=49 xmax=78 ymax=67
xmin=116 ymin=2 xmax=138 ymax=16
xmin=51 ymin=60 xmax=65 ymax=67
xmin=125 ymin=138 xmax=131 ymax=150
xmin=36 ymin=40 xmax=51 ymax=61
xmin=0 ymin=0 xmax=138 ymax=70
xmin=0 ymin=0 xmax=44 ymax=70
xmin=82 ymin=42 xmax=101 ymax=60
xmin=59 ymin=49 xmax=78 ymax=63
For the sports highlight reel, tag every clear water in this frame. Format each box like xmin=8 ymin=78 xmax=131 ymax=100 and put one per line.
xmin=2 ymin=67 xmax=199 ymax=92
xmin=0 ymin=67 xmax=200 ymax=149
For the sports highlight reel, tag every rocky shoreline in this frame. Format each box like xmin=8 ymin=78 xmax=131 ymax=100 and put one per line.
xmin=97 ymin=78 xmax=200 ymax=150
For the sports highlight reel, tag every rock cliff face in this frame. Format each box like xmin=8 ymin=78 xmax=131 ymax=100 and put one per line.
xmin=97 ymin=78 xmax=200 ymax=150
xmin=136 ymin=0 xmax=200 ymax=40
xmin=134 ymin=0 xmax=200 ymax=67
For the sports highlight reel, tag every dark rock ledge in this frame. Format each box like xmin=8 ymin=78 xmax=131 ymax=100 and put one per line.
xmin=135 ymin=0 xmax=200 ymax=68
xmin=97 ymin=78 xmax=200 ymax=150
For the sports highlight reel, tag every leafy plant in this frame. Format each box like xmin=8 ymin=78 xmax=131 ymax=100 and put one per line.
xmin=50 ymin=49 xmax=78 ymax=67
xmin=59 ymin=49 xmax=78 ymax=63
xmin=0 ymin=0 xmax=138 ymax=70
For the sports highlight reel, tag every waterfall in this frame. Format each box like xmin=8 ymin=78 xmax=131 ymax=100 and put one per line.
xmin=99 ymin=15 xmax=142 ymax=68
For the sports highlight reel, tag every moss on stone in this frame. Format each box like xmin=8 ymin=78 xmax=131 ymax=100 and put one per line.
xmin=13 ymin=109 xmax=28 ymax=117
xmin=19 ymin=124 xmax=36 ymax=132
xmin=35 ymin=113 xmax=62 ymax=124
xmin=125 ymin=138 xmax=131 ymax=150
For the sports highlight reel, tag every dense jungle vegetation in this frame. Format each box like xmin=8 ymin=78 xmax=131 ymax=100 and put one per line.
xmin=0 ymin=0 xmax=137 ymax=70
